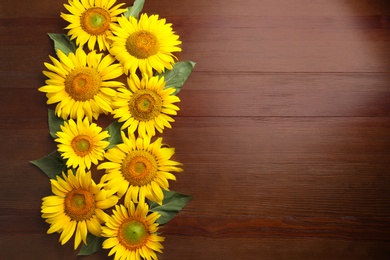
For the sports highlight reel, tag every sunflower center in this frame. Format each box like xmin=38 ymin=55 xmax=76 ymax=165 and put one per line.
xmin=65 ymin=67 xmax=101 ymax=101
xmin=80 ymin=7 xmax=111 ymax=35
xmin=118 ymin=219 xmax=149 ymax=249
xmin=126 ymin=30 xmax=159 ymax=59
xmin=129 ymin=90 xmax=162 ymax=121
xmin=71 ymin=135 xmax=93 ymax=157
xmin=65 ymin=188 xmax=95 ymax=221
xmin=121 ymin=151 xmax=158 ymax=186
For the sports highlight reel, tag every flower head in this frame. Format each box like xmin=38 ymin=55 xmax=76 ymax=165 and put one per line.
xmin=39 ymin=48 xmax=124 ymax=121
xmin=61 ymin=0 xmax=126 ymax=51
xmin=98 ymin=132 xmax=182 ymax=205
xmin=113 ymin=74 xmax=180 ymax=137
xmin=56 ymin=117 xmax=110 ymax=170
xmin=102 ymin=202 xmax=164 ymax=260
xmin=110 ymin=13 xmax=182 ymax=76
xmin=41 ymin=168 xmax=119 ymax=249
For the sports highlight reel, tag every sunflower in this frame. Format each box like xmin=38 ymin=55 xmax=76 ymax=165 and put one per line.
xmin=41 ymin=168 xmax=119 ymax=249
xmin=56 ymin=117 xmax=110 ymax=170
xmin=112 ymin=74 xmax=180 ymax=137
xmin=98 ymin=131 xmax=182 ymax=205
xmin=109 ymin=13 xmax=182 ymax=76
xmin=61 ymin=0 xmax=126 ymax=51
xmin=39 ymin=48 xmax=124 ymax=121
xmin=102 ymin=202 xmax=164 ymax=260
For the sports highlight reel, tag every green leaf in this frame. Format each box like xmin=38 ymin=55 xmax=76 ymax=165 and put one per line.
xmin=158 ymin=61 xmax=196 ymax=95
xmin=105 ymin=120 xmax=123 ymax=149
xmin=48 ymin=109 xmax=64 ymax=138
xmin=148 ymin=190 xmax=192 ymax=225
xmin=78 ymin=233 xmax=104 ymax=256
xmin=30 ymin=151 xmax=67 ymax=179
xmin=124 ymin=0 xmax=145 ymax=19
xmin=48 ymin=33 xmax=77 ymax=56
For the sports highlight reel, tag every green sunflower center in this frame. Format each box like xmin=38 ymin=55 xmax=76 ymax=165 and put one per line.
xmin=129 ymin=90 xmax=162 ymax=121
xmin=121 ymin=151 xmax=158 ymax=186
xmin=81 ymin=7 xmax=111 ymax=35
xmin=65 ymin=188 xmax=95 ymax=221
xmin=119 ymin=219 xmax=149 ymax=249
xmin=65 ymin=67 xmax=101 ymax=101
xmin=71 ymin=135 xmax=93 ymax=157
xmin=126 ymin=30 xmax=159 ymax=59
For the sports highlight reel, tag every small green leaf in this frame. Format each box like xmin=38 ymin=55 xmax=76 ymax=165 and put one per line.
xmin=48 ymin=109 xmax=64 ymax=138
xmin=105 ymin=120 xmax=123 ymax=149
xmin=78 ymin=233 xmax=104 ymax=256
xmin=148 ymin=190 xmax=192 ymax=225
xmin=30 ymin=151 xmax=67 ymax=179
xmin=158 ymin=61 xmax=196 ymax=95
xmin=48 ymin=33 xmax=77 ymax=56
xmin=124 ymin=0 xmax=145 ymax=19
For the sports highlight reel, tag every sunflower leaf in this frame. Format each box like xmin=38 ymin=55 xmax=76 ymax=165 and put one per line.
xmin=48 ymin=33 xmax=77 ymax=56
xmin=48 ymin=109 xmax=64 ymax=138
xmin=148 ymin=190 xmax=192 ymax=225
xmin=78 ymin=233 xmax=104 ymax=256
xmin=158 ymin=61 xmax=196 ymax=95
xmin=124 ymin=0 xmax=145 ymax=19
xmin=30 ymin=150 xmax=67 ymax=179
xmin=105 ymin=120 xmax=123 ymax=149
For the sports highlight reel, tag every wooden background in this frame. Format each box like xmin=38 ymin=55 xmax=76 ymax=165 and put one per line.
xmin=1 ymin=0 xmax=390 ymax=259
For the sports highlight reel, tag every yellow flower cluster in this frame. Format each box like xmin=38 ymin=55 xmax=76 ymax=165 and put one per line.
xmin=36 ymin=0 xmax=190 ymax=259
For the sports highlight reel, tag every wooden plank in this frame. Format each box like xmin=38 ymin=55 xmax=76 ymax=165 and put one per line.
xmin=146 ymin=0 xmax=390 ymax=17
xmin=2 ymin=71 xmax=390 ymax=117
xmin=178 ymin=72 xmax=390 ymax=117
xmin=2 ymin=0 xmax=390 ymax=18
xmin=2 ymin=23 xmax=390 ymax=73
xmin=1 ymin=230 xmax=389 ymax=259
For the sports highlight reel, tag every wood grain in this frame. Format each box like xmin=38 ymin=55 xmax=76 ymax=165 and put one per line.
xmin=1 ymin=0 xmax=390 ymax=259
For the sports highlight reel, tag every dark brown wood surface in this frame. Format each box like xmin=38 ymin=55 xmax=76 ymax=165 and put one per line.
xmin=1 ymin=0 xmax=390 ymax=259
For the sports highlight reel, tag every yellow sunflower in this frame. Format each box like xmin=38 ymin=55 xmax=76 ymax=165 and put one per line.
xmin=98 ymin=131 xmax=182 ymax=205
xmin=109 ymin=13 xmax=182 ymax=76
xmin=61 ymin=0 xmax=126 ymax=51
xmin=41 ymin=168 xmax=119 ymax=249
xmin=39 ymin=48 xmax=124 ymax=121
xmin=102 ymin=202 xmax=164 ymax=260
xmin=112 ymin=73 xmax=180 ymax=137
xmin=56 ymin=117 xmax=110 ymax=170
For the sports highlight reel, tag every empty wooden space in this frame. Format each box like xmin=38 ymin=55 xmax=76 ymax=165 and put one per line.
xmin=1 ymin=0 xmax=390 ymax=259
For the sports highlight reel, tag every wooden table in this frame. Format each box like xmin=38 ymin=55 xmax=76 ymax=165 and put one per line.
xmin=1 ymin=0 xmax=390 ymax=259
